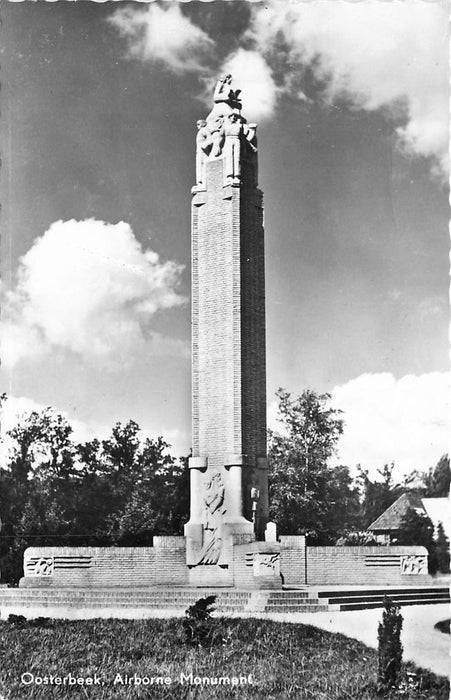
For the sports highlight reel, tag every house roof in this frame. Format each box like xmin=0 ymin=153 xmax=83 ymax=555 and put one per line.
xmin=368 ymin=492 xmax=424 ymax=532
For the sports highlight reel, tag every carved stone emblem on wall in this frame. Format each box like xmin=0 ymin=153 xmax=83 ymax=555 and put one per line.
xmin=253 ymin=552 xmax=280 ymax=577
xmin=31 ymin=557 xmax=54 ymax=576
xmin=196 ymin=472 xmax=227 ymax=565
xmin=400 ymin=554 xmax=428 ymax=575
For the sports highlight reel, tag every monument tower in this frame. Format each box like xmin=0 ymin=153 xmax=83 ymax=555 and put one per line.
xmin=184 ymin=76 xmax=271 ymax=584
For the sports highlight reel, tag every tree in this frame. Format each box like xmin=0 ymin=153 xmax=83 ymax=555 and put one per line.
xmin=357 ymin=463 xmax=402 ymax=528
xmin=0 ymin=403 xmax=80 ymax=583
xmin=402 ymin=455 xmax=450 ymax=497
xmin=396 ymin=507 xmax=435 ymax=549
xmin=0 ymin=398 xmax=190 ymax=584
xmin=109 ymin=435 xmax=189 ymax=545
xmin=422 ymin=455 xmax=450 ymax=497
xmin=396 ymin=507 xmax=450 ymax=575
xmin=377 ymin=597 xmax=403 ymax=691
xmin=434 ymin=523 xmax=450 ymax=574
xmin=268 ymin=388 xmax=350 ymax=542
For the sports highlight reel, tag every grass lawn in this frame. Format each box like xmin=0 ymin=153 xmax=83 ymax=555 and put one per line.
xmin=0 ymin=616 xmax=448 ymax=699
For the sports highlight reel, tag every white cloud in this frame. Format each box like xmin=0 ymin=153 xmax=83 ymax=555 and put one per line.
xmin=217 ymin=49 xmax=279 ymax=122
xmin=331 ymin=372 xmax=451 ymax=479
xmin=2 ymin=219 xmax=186 ymax=369
xmin=267 ymin=372 xmax=450 ymax=480
xmin=249 ymin=1 xmax=449 ymax=177
xmin=108 ymin=4 xmax=214 ymax=74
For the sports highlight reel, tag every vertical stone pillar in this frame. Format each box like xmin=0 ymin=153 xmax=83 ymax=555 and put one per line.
xmin=185 ymin=77 xmax=269 ymax=580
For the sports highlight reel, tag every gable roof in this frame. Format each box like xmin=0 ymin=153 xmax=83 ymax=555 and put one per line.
xmin=368 ymin=492 xmax=424 ymax=531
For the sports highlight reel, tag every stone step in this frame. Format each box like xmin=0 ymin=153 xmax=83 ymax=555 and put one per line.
xmin=317 ymin=586 xmax=449 ymax=599
xmin=0 ymin=597 xmax=249 ymax=608
xmin=264 ymin=604 xmax=328 ymax=613
xmin=266 ymin=595 xmax=310 ymax=601
xmin=332 ymin=597 xmax=450 ymax=611
xmin=327 ymin=592 xmax=449 ymax=605
xmin=0 ymin=591 xmax=252 ymax=600
xmin=0 ymin=600 xmax=245 ymax=612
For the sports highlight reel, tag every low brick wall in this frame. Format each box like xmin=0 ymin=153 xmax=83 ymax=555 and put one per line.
xmin=21 ymin=538 xmax=187 ymax=588
xmin=19 ymin=541 xmax=430 ymax=589
xmin=280 ymin=535 xmax=306 ymax=586
xmin=306 ymin=546 xmax=429 ymax=585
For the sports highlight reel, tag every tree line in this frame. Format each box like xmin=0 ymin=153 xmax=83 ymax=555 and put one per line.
xmin=0 ymin=391 xmax=449 ymax=583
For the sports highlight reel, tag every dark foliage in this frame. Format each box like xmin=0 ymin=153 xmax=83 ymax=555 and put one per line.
xmin=396 ymin=507 xmax=438 ymax=573
xmin=377 ymin=597 xmax=403 ymax=692
xmin=421 ymin=455 xmax=450 ymax=497
xmin=434 ymin=619 xmax=450 ymax=635
xmin=358 ymin=464 xmax=403 ymax=529
xmin=0 ymin=399 xmax=190 ymax=584
xmin=182 ymin=595 xmax=218 ymax=647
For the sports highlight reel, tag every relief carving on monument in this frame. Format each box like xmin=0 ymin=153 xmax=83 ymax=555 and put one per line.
xmin=196 ymin=471 xmax=227 ymax=565
xmin=400 ymin=554 xmax=428 ymax=575
xmin=253 ymin=552 xmax=280 ymax=577
xmin=30 ymin=557 xmax=54 ymax=576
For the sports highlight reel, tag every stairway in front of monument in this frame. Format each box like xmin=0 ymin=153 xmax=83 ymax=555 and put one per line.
xmin=0 ymin=587 xmax=448 ymax=619
xmin=0 ymin=588 xmax=327 ymax=618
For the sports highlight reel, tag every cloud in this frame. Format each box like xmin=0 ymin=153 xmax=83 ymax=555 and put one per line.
xmin=217 ymin=49 xmax=279 ymax=122
xmin=2 ymin=219 xmax=186 ymax=369
xmin=249 ymin=1 xmax=449 ymax=177
xmin=330 ymin=372 xmax=451 ymax=479
xmin=108 ymin=4 xmax=214 ymax=74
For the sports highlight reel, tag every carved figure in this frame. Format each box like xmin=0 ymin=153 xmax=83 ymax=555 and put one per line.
xmin=224 ymin=113 xmax=242 ymax=182
xmin=196 ymin=119 xmax=212 ymax=185
xmin=197 ymin=472 xmax=226 ymax=565
xmin=203 ymin=472 xmax=225 ymax=530
xmin=243 ymin=122 xmax=258 ymax=152
xmin=34 ymin=557 xmax=54 ymax=576
xmin=400 ymin=555 xmax=427 ymax=575
xmin=259 ymin=553 xmax=280 ymax=572
xmin=209 ymin=116 xmax=225 ymax=158
xmin=253 ymin=552 xmax=281 ymax=576
xmin=213 ymin=74 xmax=242 ymax=111
xmin=214 ymin=74 xmax=232 ymax=102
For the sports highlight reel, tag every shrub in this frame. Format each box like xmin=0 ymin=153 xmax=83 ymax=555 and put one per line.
xmin=335 ymin=531 xmax=379 ymax=546
xmin=434 ymin=523 xmax=450 ymax=574
xmin=377 ymin=597 xmax=403 ymax=693
xmin=182 ymin=595 xmax=217 ymax=647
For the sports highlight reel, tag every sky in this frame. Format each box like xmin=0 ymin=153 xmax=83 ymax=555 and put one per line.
xmin=1 ymin=0 xmax=449 ymax=481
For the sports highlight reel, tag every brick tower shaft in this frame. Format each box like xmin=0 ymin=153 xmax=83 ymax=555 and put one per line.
xmin=185 ymin=76 xmax=269 ymax=579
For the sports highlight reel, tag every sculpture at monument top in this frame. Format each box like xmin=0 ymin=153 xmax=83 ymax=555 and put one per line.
xmin=194 ymin=75 xmax=258 ymax=187
xmin=213 ymin=74 xmax=242 ymax=111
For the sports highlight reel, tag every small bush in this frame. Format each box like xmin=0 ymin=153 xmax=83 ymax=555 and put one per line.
xmin=335 ymin=531 xmax=379 ymax=546
xmin=182 ymin=595 xmax=217 ymax=647
xmin=6 ymin=614 xmax=27 ymax=628
xmin=377 ymin=596 xmax=403 ymax=693
xmin=434 ymin=619 xmax=450 ymax=635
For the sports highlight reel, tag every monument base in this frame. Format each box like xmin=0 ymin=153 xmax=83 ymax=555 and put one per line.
xmin=18 ymin=540 xmax=430 ymax=590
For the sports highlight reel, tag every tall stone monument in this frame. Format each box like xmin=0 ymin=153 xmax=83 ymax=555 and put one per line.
xmin=184 ymin=75 xmax=272 ymax=586
xmin=15 ymin=75 xmax=431 ymax=598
